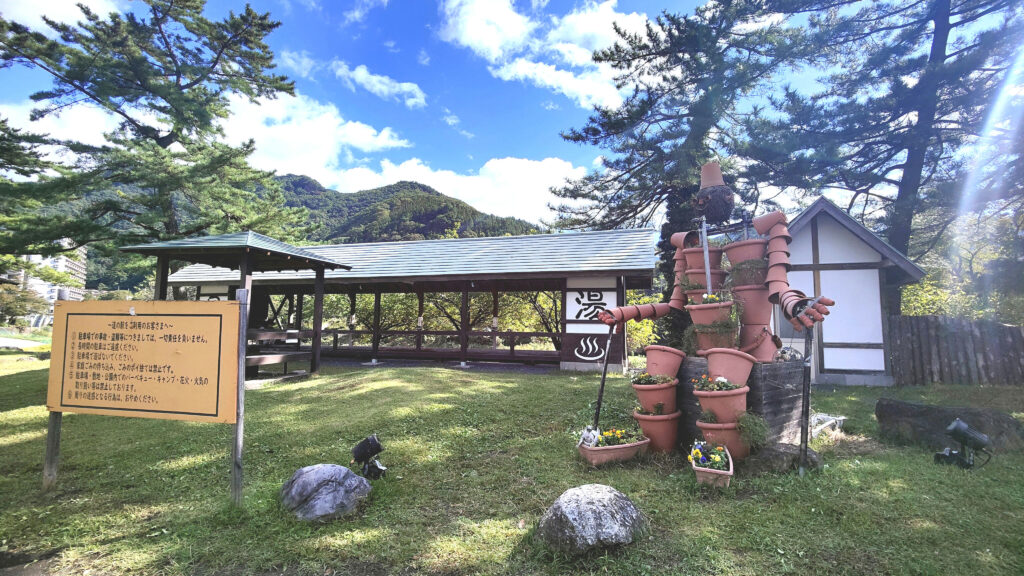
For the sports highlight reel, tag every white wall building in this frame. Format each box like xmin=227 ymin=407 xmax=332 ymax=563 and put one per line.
xmin=777 ymin=198 xmax=925 ymax=386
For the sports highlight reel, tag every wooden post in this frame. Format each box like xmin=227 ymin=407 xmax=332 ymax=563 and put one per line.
xmin=416 ymin=289 xmax=424 ymax=351
xmin=42 ymin=412 xmax=62 ymax=490
xmin=460 ymin=284 xmax=469 ymax=366
xmin=311 ymin=267 xmax=324 ymax=374
xmin=348 ymin=291 xmax=357 ymax=348
xmin=372 ymin=290 xmax=381 ymax=362
xmin=491 ymin=288 xmax=499 ymax=349
xmin=231 ymin=288 xmax=250 ymax=507
xmin=154 ymin=255 xmax=170 ymax=301
xmin=296 ymin=293 xmax=305 ymax=351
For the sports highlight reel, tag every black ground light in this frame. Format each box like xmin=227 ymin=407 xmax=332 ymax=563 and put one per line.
xmin=935 ymin=418 xmax=992 ymax=470
xmin=352 ymin=434 xmax=387 ymax=479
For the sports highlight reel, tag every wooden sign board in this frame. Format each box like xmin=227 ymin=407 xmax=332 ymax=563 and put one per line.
xmin=47 ymin=300 xmax=241 ymax=423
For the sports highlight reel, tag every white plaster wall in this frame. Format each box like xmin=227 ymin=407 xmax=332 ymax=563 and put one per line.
xmin=819 ymin=269 xmax=883 ymax=344
xmin=788 ymin=226 xmax=813 ymax=265
xmin=823 ymin=348 xmax=885 ymax=371
xmin=817 ymin=214 xmax=882 ymax=263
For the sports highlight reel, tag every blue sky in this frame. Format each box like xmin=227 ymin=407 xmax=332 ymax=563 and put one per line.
xmin=0 ymin=0 xmax=701 ymax=224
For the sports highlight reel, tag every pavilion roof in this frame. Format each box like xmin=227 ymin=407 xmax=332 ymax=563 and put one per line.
xmin=121 ymin=231 xmax=352 ymax=272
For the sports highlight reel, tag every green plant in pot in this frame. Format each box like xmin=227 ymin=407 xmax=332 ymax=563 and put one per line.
xmin=730 ymin=258 xmax=768 ymax=287
xmin=737 ymin=412 xmax=769 ymax=453
xmin=577 ymin=425 xmax=650 ymax=467
xmin=689 ymin=441 xmax=733 ymax=487
xmin=687 ymin=318 xmax=738 ymax=354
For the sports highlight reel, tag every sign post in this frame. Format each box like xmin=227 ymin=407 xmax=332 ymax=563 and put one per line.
xmin=231 ymin=289 xmax=248 ymax=506
xmin=43 ymin=299 xmax=242 ymax=497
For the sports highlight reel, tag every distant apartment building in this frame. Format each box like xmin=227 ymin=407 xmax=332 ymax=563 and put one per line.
xmin=6 ymin=240 xmax=88 ymax=308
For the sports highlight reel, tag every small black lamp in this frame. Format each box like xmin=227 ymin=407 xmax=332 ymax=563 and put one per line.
xmin=934 ymin=418 xmax=992 ymax=469
xmin=351 ymin=434 xmax=387 ymax=479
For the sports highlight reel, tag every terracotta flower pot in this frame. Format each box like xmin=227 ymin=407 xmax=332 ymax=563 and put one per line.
xmin=768 ymin=223 xmax=791 ymax=241
xmin=682 ymin=246 xmax=724 ymax=270
xmin=670 ymin=230 xmax=699 ymax=249
xmin=700 ymin=161 xmax=725 ymax=188
xmin=701 ymin=347 xmax=758 ymax=387
xmin=695 ymin=328 xmax=736 ymax=351
xmin=767 ymin=251 xmax=791 ymax=270
xmin=766 ymin=236 xmax=790 ymax=255
xmin=674 ymin=259 xmax=686 ymax=273
xmin=723 ymin=239 xmax=767 ymax=265
xmin=674 ymin=247 xmax=686 ymax=261
xmin=731 ymin=284 xmax=772 ymax=325
xmin=693 ymin=385 xmax=749 ymax=423
xmin=579 ymin=437 xmax=650 ymax=467
xmin=669 ymin=285 xmax=686 ymax=309
xmin=691 ymin=445 xmax=734 ymax=487
xmin=634 ymin=410 xmax=681 ymax=453
xmin=767 ymin=280 xmax=789 ymax=304
xmin=752 ymin=212 xmax=787 ymax=235
xmin=730 ymin=264 xmax=767 ymax=286
xmin=685 ymin=301 xmax=734 ymax=325
xmin=696 ymin=421 xmax=750 ymax=460
xmin=684 ymin=268 xmax=728 ymax=289
xmin=739 ymin=324 xmax=777 ymax=362
xmin=633 ymin=379 xmax=678 ymax=414
xmin=644 ymin=345 xmax=686 ymax=377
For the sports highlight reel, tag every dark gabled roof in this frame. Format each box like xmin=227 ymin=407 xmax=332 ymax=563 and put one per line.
xmin=167 ymin=228 xmax=659 ymax=287
xmin=120 ymin=231 xmax=351 ymax=272
xmin=788 ymin=197 xmax=925 ymax=284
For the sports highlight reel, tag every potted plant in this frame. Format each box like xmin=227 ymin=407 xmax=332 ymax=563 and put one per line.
xmin=578 ymin=427 xmax=650 ymax=467
xmin=690 ymin=319 xmax=737 ymax=352
xmin=695 ymin=411 xmax=749 ymax=460
xmin=684 ymin=268 xmax=728 ymax=289
xmin=699 ymin=347 xmax=758 ymax=387
xmin=731 ymin=284 xmax=772 ymax=325
xmin=684 ymin=293 xmax=733 ymax=326
xmin=688 ymin=441 xmax=733 ymax=487
xmin=722 ymin=238 xmax=767 ymax=266
xmin=737 ymin=412 xmax=769 ymax=454
xmin=643 ymin=345 xmax=686 ymax=377
xmin=681 ymin=245 xmax=724 ymax=270
xmin=729 ymin=258 xmax=768 ymax=286
xmin=633 ymin=405 xmax=681 ymax=453
xmin=691 ymin=374 xmax=749 ymax=422
xmin=631 ymin=372 xmax=678 ymax=414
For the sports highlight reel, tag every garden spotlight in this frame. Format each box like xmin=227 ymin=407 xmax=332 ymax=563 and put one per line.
xmin=351 ymin=434 xmax=387 ymax=479
xmin=934 ymin=418 xmax=992 ymax=470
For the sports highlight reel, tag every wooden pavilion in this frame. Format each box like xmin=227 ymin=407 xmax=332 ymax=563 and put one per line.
xmin=161 ymin=229 xmax=659 ymax=374
xmin=121 ymin=231 xmax=352 ymax=375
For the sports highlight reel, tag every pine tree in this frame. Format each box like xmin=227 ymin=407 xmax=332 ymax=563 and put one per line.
xmin=0 ymin=0 xmax=311 ymax=264
xmin=736 ymin=0 xmax=1024 ymax=312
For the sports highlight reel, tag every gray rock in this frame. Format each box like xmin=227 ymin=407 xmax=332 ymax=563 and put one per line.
xmin=740 ymin=443 xmax=820 ymax=477
xmin=281 ymin=464 xmax=371 ymax=522
xmin=875 ymin=398 xmax=1024 ymax=452
xmin=535 ymin=484 xmax=647 ymax=556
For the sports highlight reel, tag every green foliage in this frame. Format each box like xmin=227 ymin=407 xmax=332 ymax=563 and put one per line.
xmin=0 ymin=285 xmax=48 ymax=324
xmin=699 ymin=409 xmax=718 ymax=424
xmin=0 ymin=0 xmax=310 ymax=263
xmin=630 ymin=372 xmax=674 ymax=386
xmin=737 ymin=411 xmax=769 ymax=451
xmin=595 ymin=427 xmax=645 ymax=446
xmin=692 ymin=373 xmax=741 ymax=392
xmin=625 ymin=289 xmax=659 ymax=355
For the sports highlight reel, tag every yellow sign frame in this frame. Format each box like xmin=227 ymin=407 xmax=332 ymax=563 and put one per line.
xmin=47 ymin=300 xmax=241 ymax=423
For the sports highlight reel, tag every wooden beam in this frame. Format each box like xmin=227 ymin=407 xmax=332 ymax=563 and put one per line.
xmin=811 ymin=219 xmax=823 ymax=378
xmin=155 ymin=255 xmax=170 ymax=301
xmin=491 ymin=288 xmax=499 ymax=349
xmin=416 ymin=290 xmax=424 ymax=351
xmin=231 ymin=288 xmax=250 ymax=507
xmin=311 ymin=267 xmax=325 ymax=374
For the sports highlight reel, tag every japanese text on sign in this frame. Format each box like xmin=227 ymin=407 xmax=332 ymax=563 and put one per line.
xmin=47 ymin=300 xmax=239 ymax=423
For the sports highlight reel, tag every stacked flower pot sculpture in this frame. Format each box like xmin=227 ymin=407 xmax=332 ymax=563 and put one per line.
xmin=596 ymin=161 xmax=837 ymax=457
xmin=633 ymin=346 xmax=685 ymax=452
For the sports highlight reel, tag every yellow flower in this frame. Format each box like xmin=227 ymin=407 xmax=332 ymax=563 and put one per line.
xmin=687 ymin=455 xmax=693 ymax=462
xmin=712 ymin=455 xmax=720 ymax=462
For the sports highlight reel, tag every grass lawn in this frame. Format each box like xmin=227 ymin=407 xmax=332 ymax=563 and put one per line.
xmin=1 ymin=350 xmax=1023 ymax=575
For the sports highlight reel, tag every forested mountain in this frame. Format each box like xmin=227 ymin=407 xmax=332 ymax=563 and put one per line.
xmin=275 ymin=175 xmax=538 ymax=243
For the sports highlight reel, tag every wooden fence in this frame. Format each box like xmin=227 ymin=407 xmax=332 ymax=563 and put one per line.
xmin=888 ymin=315 xmax=1024 ymax=386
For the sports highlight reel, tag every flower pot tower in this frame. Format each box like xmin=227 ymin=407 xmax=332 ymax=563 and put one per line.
xmin=595 ymin=162 xmax=837 ymax=457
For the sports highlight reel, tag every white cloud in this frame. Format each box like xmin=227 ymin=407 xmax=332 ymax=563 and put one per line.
xmin=279 ymin=50 xmax=319 ymax=79
xmin=439 ymin=0 xmax=536 ymax=63
xmin=438 ymin=0 xmax=648 ymax=110
xmin=541 ymin=100 xmax=560 ymax=110
xmin=383 ymin=40 xmax=399 ymax=53
xmin=328 ymin=156 xmax=585 ymax=222
xmin=0 ymin=0 xmax=122 ymax=35
xmin=418 ymin=49 xmax=431 ymax=66
xmin=442 ymin=109 xmax=460 ymax=126
xmin=222 ymin=92 xmax=410 ymax=185
xmin=331 ymin=60 xmax=427 ymax=109
xmin=493 ymin=58 xmax=623 ymax=109
xmin=343 ymin=0 xmax=388 ymax=24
